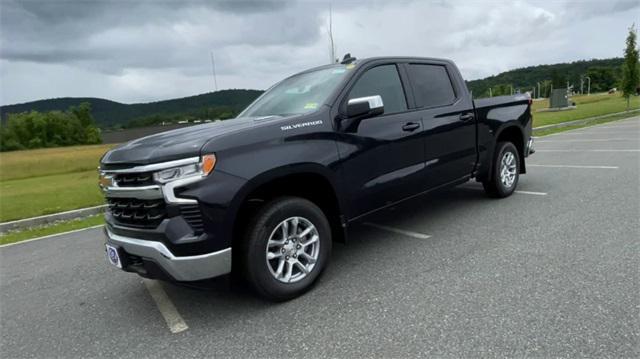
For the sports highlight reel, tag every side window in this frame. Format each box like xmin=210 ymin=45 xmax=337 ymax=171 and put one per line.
xmin=407 ymin=64 xmax=456 ymax=108
xmin=348 ymin=65 xmax=407 ymax=114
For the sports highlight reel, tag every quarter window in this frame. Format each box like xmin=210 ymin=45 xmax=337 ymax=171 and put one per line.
xmin=348 ymin=65 xmax=407 ymax=114
xmin=407 ymin=64 xmax=456 ymax=108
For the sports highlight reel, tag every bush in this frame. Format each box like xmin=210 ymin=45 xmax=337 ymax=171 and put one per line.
xmin=0 ymin=102 xmax=102 ymax=152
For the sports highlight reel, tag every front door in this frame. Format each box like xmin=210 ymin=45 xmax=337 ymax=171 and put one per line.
xmin=336 ymin=64 xmax=426 ymax=218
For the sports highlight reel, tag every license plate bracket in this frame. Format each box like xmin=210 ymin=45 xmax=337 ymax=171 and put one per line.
xmin=105 ymin=244 xmax=124 ymax=268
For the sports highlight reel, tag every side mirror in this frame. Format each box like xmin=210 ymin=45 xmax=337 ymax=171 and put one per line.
xmin=346 ymin=95 xmax=384 ymax=119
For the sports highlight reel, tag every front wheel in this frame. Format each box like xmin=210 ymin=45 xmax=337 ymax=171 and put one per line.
xmin=483 ymin=141 xmax=520 ymax=198
xmin=241 ymin=197 xmax=332 ymax=301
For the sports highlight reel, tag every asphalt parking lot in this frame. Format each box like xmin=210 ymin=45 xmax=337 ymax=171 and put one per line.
xmin=1 ymin=117 xmax=639 ymax=358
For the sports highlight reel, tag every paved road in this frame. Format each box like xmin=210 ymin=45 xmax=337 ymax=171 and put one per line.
xmin=2 ymin=117 xmax=639 ymax=358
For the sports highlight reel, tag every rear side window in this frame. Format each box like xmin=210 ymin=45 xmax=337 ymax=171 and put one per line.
xmin=348 ymin=65 xmax=407 ymax=114
xmin=407 ymin=64 xmax=456 ymax=108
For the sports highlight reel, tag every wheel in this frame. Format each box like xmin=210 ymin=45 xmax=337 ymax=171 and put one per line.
xmin=241 ymin=196 xmax=332 ymax=301
xmin=483 ymin=141 xmax=520 ymax=198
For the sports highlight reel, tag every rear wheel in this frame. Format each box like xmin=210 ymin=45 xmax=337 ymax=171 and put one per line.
xmin=241 ymin=197 xmax=331 ymax=301
xmin=483 ymin=141 xmax=520 ymax=198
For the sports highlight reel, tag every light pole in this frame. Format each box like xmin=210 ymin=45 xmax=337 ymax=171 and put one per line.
xmin=537 ymin=82 xmax=541 ymax=98
xmin=210 ymin=51 xmax=218 ymax=92
xmin=585 ymin=76 xmax=591 ymax=96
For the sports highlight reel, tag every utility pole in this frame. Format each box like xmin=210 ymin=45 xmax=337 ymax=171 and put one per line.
xmin=585 ymin=76 xmax=591 ymax=96
xmin=537 ymin=82 xmax=540 ymax=98
xmin=210 ymin=51 xmax=218 ymax=92
xmin=580 ymin=76 xmax=584 ymax=94
xmin=509 ymin=85 xmax=513 ymax=95
xmin=489 ymin=87 xmax=492 ymax=97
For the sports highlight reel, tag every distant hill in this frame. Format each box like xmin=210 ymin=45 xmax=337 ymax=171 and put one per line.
xmin=467 ymin=58 xmax=624 ymax=98
xmin=0 ymin=89 xmax=263 ymax=128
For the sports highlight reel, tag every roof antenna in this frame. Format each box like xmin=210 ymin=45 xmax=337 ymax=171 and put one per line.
xmin=341 ymin=53 xmax=356 ymax=64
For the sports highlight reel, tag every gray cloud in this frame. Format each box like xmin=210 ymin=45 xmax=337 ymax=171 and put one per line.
xmin=1 ymin=0 xmax=322 ymax=68
xmin=1 ymin=0 xmax=637 ymax=105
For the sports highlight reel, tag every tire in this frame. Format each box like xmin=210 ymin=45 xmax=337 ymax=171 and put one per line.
xmin=482 ymin=141 xmax=520 ymax=198
xmin=241 ymin=196 xmax=332 ymax=301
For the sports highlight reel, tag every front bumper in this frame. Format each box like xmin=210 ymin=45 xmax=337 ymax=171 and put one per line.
xmin=104 ymin=227 xmax=231 ymax=282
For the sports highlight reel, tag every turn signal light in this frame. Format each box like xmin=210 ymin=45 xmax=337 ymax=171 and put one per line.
xmin=202 ymin=154 xmax=216 ymax=175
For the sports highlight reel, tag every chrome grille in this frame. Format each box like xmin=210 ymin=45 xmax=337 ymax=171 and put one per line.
xmin=114 ymin=172 xmax=155 ymax=187
xmin=107 ymin=198 xmax=166 ymax=228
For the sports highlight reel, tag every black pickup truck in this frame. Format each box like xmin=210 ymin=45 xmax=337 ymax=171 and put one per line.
xmin=100 ymin=56 xmax=534 ymax=300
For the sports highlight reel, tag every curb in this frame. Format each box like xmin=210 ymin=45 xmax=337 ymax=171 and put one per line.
xmin=0 ymin=225 xmax=105 ymax=248
xmin=0 ymin=205 xmax=107 ymax=234
xmin=533 ymin=109 xmax=640 ymax=132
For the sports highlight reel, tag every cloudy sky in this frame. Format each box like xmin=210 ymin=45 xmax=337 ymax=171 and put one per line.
xmin=1 ymin=0 xmax=638 ymax=105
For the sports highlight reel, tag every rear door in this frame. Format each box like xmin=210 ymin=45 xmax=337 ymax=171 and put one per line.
xmin=336 ymin=63 xmax=427 ymax=218
xmin=404 ymin=62 xmax=476 ymax=187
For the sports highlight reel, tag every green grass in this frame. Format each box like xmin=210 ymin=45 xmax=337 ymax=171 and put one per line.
xmin=0 ymin=215 xmax=104 ymax=246
xmin=0 ymin=144 xmax=114 ymax=182
xmin=0 ymin=144 xmax=113 ymax=222
xmin=532 ymin=93 xmax=639 ymax=127
xmin=0 ymin=170 xmax=106 ymax=222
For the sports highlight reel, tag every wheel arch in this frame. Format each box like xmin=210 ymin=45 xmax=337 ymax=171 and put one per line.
xmin=228 ymin=164 xmax=347 ymax=254
xmin=493 ymin=123 xmax=527 ymax=174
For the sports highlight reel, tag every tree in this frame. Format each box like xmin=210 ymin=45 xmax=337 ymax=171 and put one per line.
xmin=621 ymin=24 xmax=640 ymax=109
xmin=0 ymin=103 xmax=101 ymax=151
xmin=551 ymin=69 xmax=567 ymax=89
xmin=586 ymin=67 xmax=619 ymax=92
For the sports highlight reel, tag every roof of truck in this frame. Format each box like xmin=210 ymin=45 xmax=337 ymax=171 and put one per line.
xmin=298 ymin=56 xmax=457 ymax=75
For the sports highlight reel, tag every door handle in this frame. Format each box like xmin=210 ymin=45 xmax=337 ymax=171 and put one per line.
xmin=459 ymin=113 xmax=475 ymax=122
xmin=402 ymin=122 xmax=420 ymax=132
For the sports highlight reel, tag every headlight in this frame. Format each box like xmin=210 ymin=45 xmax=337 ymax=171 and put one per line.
xmin=153 ymin=154 xmax=216 ymax=183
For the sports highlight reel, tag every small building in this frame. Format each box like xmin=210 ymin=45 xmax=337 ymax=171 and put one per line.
xmin=549 ymin=89 xmax=569 ymax=108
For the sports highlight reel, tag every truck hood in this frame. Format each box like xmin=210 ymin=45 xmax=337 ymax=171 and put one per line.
xmin=101 ymin=117 xmax=279 ymax=166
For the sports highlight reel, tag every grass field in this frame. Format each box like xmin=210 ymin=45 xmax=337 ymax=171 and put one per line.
xmin=0 ymin=144 xmax=113 ymax=222
xmin=532 ymin=92 xmax=639 ymax=127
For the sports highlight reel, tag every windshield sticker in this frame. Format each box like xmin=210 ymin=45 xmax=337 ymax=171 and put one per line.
xmin=281 ymin=120 xmax=323 ymax=131
xmin=303 ymin=102 xmax=318 ymax=110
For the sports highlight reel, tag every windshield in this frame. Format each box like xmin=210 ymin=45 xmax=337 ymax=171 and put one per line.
xmin=240 ymin=66 xmax=350 ymax=117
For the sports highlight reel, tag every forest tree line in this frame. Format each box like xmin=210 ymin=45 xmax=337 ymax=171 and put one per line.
xmin=467 ymin=58 xmax=626 ymax=98
xmin=0 ymin=102 xmax=101 ymax=152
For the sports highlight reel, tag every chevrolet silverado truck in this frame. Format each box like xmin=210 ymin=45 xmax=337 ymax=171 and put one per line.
xmin=100 ymin=56 xmax=534 ymax=301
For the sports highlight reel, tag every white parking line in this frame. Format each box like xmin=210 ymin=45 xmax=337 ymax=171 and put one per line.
xmin=143 ymin=279 xmax=189 ymax=334
xmin=527 ymin=164 xmax=619 ymax=169
xmin=536 ymin=149 xmax=640 ymax=152
xmin=459 ymin=184 xmax=548 ymax=196
xmin=514 ymin=190 xmax=547 ymax=196
xmin=364 ymin=222 xmax=431 ymax=239
xmin=536 ymin=139 xmax=638 ymax=143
